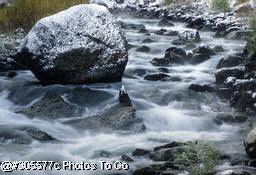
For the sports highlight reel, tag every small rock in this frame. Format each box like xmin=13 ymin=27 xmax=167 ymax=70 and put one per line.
xmin=134 ymin=167 xmax=157 ymax=175
xmin=136 ymin=46 xmax=150 ymax=52
xmin=142 ymin=38 xmax=154 ymax=43
xmin=144 ymin=73 xmax=170 ymax=81
xmin=119 ymin=85 xmax=132 ymax=107
xmin=189 ymin=84 xmax=215 ymax=92
xmin=153 ymin=29 xmax=167 ymax=35
xmin=6 ymin=71 xmax=17 ymax=78
xmin=214 ymin=45 xmax=225 ymax=52
xmin=158 ymin=18 xmax=174 ymax=27
xmin=132 ymin=148 xmax=150 ymax=156
xmin=121 ymin=154 xmax=134 ymax=162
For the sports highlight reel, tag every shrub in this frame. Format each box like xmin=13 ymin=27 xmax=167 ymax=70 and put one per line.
xmin=0 ymin=0 xmax=88 ymax=32
xmin=211 ymin=0 xmax=230 ymax=12
xmin=173 ymin=142 xmax=221 ymax=175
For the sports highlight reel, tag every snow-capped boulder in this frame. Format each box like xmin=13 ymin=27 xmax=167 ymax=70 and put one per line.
xmin=17 ymin=4 xmax=128 ymax=84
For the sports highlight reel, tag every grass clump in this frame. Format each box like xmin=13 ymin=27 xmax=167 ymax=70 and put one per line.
xmin=246 ymin=16 xmax=256 ymax=53
xmin=0 ymin=0 xmax=88 ymax=32
xmin=211 ymin=0 xmax=230 ymax=12
xmin=173 ymin=142 xmax=221 ymax=175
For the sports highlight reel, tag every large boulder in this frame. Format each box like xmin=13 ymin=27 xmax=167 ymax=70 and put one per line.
xmin=17 ymin=4 xmax=128 ymax=84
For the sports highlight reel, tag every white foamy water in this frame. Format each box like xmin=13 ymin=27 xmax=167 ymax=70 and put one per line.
xmin=0 ymin=18 xmax=248 ymax=175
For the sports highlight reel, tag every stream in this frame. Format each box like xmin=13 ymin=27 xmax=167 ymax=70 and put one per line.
xmin=0 ymin=17 xmax=250 ymax=175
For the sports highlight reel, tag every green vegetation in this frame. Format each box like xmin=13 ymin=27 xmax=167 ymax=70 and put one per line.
xmin=0 ymin=0 xmax=88 ymax=32
xmin=237 ymin=0 xmax=249 ymax=4
xmin=173 ymin=142 xmax=221 ymax=175
xmin=246 ymin=16 xmax=256 ymax=53
xmin=211 ymin=0 xmax=230 ymax=12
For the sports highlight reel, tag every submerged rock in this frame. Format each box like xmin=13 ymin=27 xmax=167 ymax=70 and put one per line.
xmin=136 ymin=46 xmax=150 ymax=52
xmin=144 ymin=73 xmax=170 ymax=81
xmin=17 ymin=4 xmax=128 ymax=85
xmin=133 ymin=148 xmax=150 ymax=156
xmin=0 ymin=125 xmax=57 ymax=144
xmin=189 ymin=84 xmax=215 ymax=92
xmin=21 ymin=92 xmax=79 ymax=119
xmin=65 ymin=103 xmax=144 ymax=132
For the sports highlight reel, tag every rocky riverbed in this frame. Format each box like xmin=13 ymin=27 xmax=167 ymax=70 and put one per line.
xmin=0 ymin=1 xmax=256 ymax=175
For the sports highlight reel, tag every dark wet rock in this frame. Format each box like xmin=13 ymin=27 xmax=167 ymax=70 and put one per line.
xmin=245 ymin=127 xmax=256 ymax=158
xmin=65 ymin=103 xmax=144 ymax=132
xmin=215 ymin=67 xmax=245 ymax=84
xmin=166 ymin=47 xmax=187 ymax=58
xmin=132 ymin=69 xmax=147 ymax=77
xmin=144 ymin=73 xmax=170 ymax=81
xmin=6 ymin=71 xmax=18 ymax=78
xmin=18 ymin=126 xmax=57 ymax=142
xmin=231 ymin=91 xmax=256 ymax=112
xmin=158 ymin=67 xmax=169 ymax=73
xmin=149 ymin=148 xmax=175 ymax=162
xmin=217 ymin=55 xmax=243 ymax=69
xmin=0 ymin=125 xmax=57 ymax=144
xmin=136 ymin=46 xmax=150 ymax=52
xmin=121 ymin=22 xmax=146 ymax=30
xmin=190 ymin=53 xmax=210 ymax=64
xmin=142 ymin=38 xmax=154 ymax=43
xmin=139 ymin=28 xmax=149 ymax=33
xmin=121 ymin=154 xmax=134 ymax=162
xmin=119 ymin=85 xmax=132 ymax=107
xmin=153 ymin=29 xmax=167 ymax=35
xmin=132 ymin=148 xmax=150 ymax=156
xmin=67 ymin=87 xmax=113 ymax=107
xmin=213 ymin=113 xmax=248 ymax=125
xmin=232 ymin=79 xmax=256 ymax=92
xmin=217 ymin=88 xmax=234 ymax=99
xmin=192 ymin=45 xmax=215 ymax=57
xmin=21 ymin=92 xmax=79 ymax=119
xmin=17 ymin=5 xmax=128 ymax=85
xmin=187 ymin=17 xmax=206 ymax=29
xmin=154 ymin=142 xmax=187 ymax=151
xmin=172 ymin=30 xmax=201 ymax=45
xmin=164 ymin=76 xmax=182 ymax=82
xmin=214 ymin=45 xmax=225 ymax=52
xmin=151 ymin=162 xmax=180 ymax=171
xmin=134 ymin=167 xmax=157 ymax=175
xmin=189 ymin=84 xmax=215 ymax=92
xmin=152 ymin=47 xmax=187 ymax=66
xmin=151 ymin=58 xmax=170 ymax=66
xmin=158 ymin=18 xmax=174 ymax=27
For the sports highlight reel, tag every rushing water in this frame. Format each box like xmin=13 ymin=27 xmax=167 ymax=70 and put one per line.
xmin=0 ymin=17 xmax=249 ymax=175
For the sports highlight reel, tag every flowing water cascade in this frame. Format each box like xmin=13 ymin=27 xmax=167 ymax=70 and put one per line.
xmin=0 ymin=16 xmax=251 ymax=175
